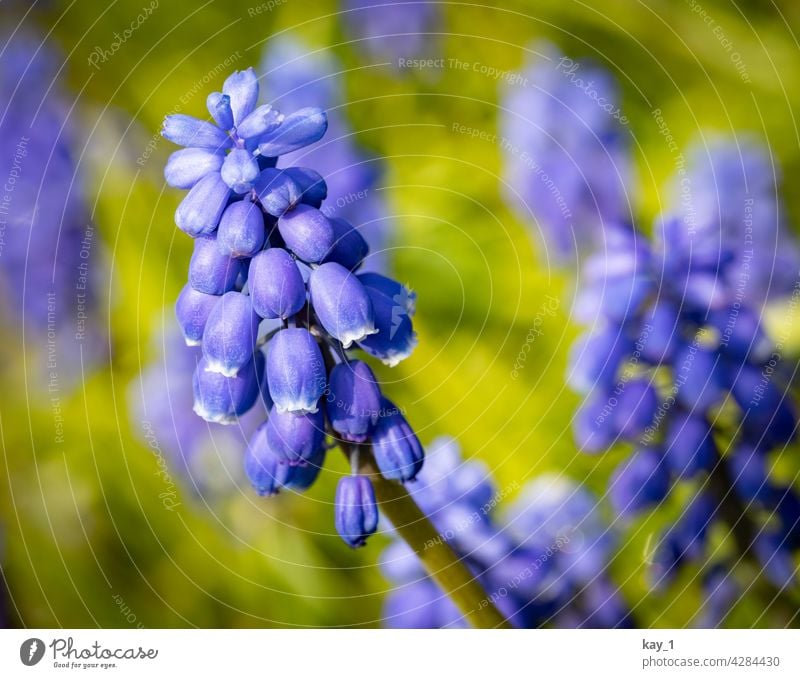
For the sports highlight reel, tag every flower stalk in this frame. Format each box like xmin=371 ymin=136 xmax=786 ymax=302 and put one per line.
xmin=347 ymin=440 xmax=512 ymax=629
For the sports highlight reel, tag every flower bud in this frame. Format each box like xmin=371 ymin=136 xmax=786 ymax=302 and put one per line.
xmin=222 ymin=68 xmax=259 ymax=125
xmin=221 ymin=148 xmax=260 ymax=193
xmin=175 ymin=172 xmax=231 ymax=237
xmin=278 ymin=204 xmax=335 ymax=262
xmin=249 ymin=248 xmax=306 ymax=319
xmin=283 ymin=167 xmax=327 ymax=208
xmin=206 ymin=92 xmax=234 ymax=130
xmin=266 ymin=405 xmax=325 ymax=465
xmin=324 ymin=217 xmax=368 ymax=270
xmin=371 ymin=398 xmax=424 ymax=482
xmin=285 ymin=449 xmax=326 ymax=491
xmin=309 ymin=262 xmax=376 ymax=347
xmin=175 ymin=284 xmax=219 ymax=345
xmin=244 ymin=422 xmax=295 ymax=496
xmin=266 ymin=328 xmax=326 ymax=413
xmin=165 ymin=148 xmax=224 ymax=189
xmin=356 ymin=273 xmax=417 ymax=366
xmin=188 ymin=236 xmax=243 ymax=295
xmin=236 ymin=104 xmax=283 ymax=140
xmin=255 ymin=168 xmax=303 ymax=216
xmin=216 ymin=200 xmax=265 ymax=258
xmin=257 ymin=107 xmax=327 ymax=157
xmin=193 ymin=352 xmax=263 ymax=424
xmin=335 ymin=475 xmax=379 ymax=548
xmin=162 ymin=114 xmax=232 ymax=150
xmin=328 ymin=360 xmax=381 ymax=442
xmin=202 ymin=291 xmax=261 ymax=376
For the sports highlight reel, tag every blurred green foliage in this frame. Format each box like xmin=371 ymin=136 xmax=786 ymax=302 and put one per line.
xmin=2 ymin=0 xmax=800 ymax=628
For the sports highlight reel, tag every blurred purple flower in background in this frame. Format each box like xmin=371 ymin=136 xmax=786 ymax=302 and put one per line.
xmin=381 ymin=438 xmax=631 ymax=628
xmin=343 ymin=0 xmax=440 ymax=68
xmin=566 ymin=132 xmax=800 ymax=598
xmin=676 ymin=137 xmax=800 ymax=308
xmin=261 ymin=36 xmax=390 ymax=271
xmin=500 ymin=43 xmax=632 ymax=262
xmin=0 ymin=31 xmax=104 ymax=387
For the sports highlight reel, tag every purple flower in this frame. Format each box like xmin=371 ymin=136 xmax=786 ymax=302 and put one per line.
xmin=255 ymin=168 xmax=303 ymax=217
xmin=163 ymin=63 xmax=420 ymax=548
xmin=175 ymin=172 xmax=231 ymax=236
xmin=344 ymin=0 xmax=440 ymax=67
xmin=663 ymin=413 xmax=717 ymax=479
xmin=259 ymin=36 xmax=391 ymax=270
xmin=371 ymin=398 xmax=424 ymax=482
xmin=0 ymin=32 xmax=106 ymax=388
xmin=278 ymin=204 xmax=336 ymax=262
xmin=324 ymin=217 xmax=369 ymax=270
xmin=221 ymin=148 xmax=260 ymax=193
xmin=245 ymin=422 xmax=296 ymax=496
xmin=188 ymin=236 xmax=243 ymax=295
xmin=265 ymin=405 xmax=326 ymax=466
xmin=257 ymin=107 xmax=328 ymax=157
xmin=382 ymin=440 xmax=630 ymax=628
xmin=248 ymin=248 xmax=306 ymax=320
xmin=613 ymin=379 xmax=658 ymax=440
xmin=175 ymin=284 xmax=219 ymax=346
xmin=165 ymin=148 xmax=225 ymax=189
xmin=216 ymin=200 xmax=266 ymax=258
xmin=162 ymin=114 xmax=232 ymax=150
xmin=266 ymin=328 xmax=326 ymax=413
xmin=202 ymin=291 xmax=261 ymax=376
xmin=327 ymin=360 xmax=382 ymax=442
xmin=356 ymin=273 xmax=417 ymax=366
xmin=309 ymin=262 xmax=377 ymax=347
xmin=609 ymin=449 xmax=670 ymax=516
xmin=500 ymin=42 xmax=631 ymax=261
xmin=193 ymin=353 xmax=264 ymax=424
xmin=221 ymin=68 xmax=259 ymax=124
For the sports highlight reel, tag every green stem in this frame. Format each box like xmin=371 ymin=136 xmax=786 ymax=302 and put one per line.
xmin=707 ymin=462 xmax=800 ymax=618
xmin=344 ymin=441 xmax=512 ymax=629
xmin=316 ymin=334 xmax=510 ymax=627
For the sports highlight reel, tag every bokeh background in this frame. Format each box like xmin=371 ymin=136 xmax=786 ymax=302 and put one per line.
xmin=2 ymin=0 xmax=800 ymax=628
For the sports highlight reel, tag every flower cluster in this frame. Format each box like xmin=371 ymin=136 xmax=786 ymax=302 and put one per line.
xmin=500 ymin=43 xmax=631 ymax=261
xmin=381 ymin=438 xmax=631 ymax=628
xmin=135 ymin=40 xmax=394 ymax=495
xmin=260 ymin=36 xmax=390 ymax=270
xmin=163 ymin=67 xmax=420 ymax=547
xmin=0 ymin=31 xmax=103 ymax=385
xmin=568 ymin=139 xmax=800 ymax=593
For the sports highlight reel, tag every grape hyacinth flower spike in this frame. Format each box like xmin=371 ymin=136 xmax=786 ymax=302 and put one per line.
xmin=162 ymin=66 xmax=510 ymax=628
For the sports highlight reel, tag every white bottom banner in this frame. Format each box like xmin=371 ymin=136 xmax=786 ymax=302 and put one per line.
xmin=0 ymin=629 xmax=797 ymax=676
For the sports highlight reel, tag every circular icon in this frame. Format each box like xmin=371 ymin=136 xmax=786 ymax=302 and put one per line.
xmin=20 ymin=638 xmax=45 ymax=667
